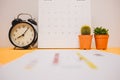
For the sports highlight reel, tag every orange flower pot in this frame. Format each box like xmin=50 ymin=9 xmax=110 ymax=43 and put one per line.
xmin=78 ymin=35 xmax=92 ymax=49
xmin=94 ymin=35 xmax=109 ymax=50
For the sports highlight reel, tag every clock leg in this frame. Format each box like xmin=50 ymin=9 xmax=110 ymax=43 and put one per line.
xmin=30 ymin=45 xmax=33 ymax=49
xmin=14 ymin=47 xmax=16 ymax=50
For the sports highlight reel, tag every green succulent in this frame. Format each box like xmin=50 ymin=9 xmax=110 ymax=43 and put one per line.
xmin=94 ymin=26 xmax=109 ymax=35
xmin=81 ymin=25 xmax=91 ymax=35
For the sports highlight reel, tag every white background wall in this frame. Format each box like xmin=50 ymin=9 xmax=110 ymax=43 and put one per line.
xmin=0 ymin=0 xmax=120 ymax=48
xmin=91 ymin=0 xmax=120 ymax=48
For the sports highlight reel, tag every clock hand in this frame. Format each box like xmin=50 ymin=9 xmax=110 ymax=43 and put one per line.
xmin=17 ymin=34 xmax=24 ymax=39
xmin=23 ymin=27 xmax=29 ymax=35
xmin=16 ymin=27 xmax=29 ymax=39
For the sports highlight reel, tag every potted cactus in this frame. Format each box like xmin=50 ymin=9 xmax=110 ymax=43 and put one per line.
xmin=78 ymin=25 xmax=92 ymax=49
xmin=94 ymin=26 xmax=109 ymax=50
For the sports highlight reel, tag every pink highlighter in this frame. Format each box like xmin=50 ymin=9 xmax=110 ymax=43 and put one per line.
xmin=53 ymin=53 xmax=59 ymax=64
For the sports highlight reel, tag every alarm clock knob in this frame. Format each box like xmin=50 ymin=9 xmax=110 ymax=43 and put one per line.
xmin=12 ymin=18 xmax=22 ymax=26
xmin=28 ymin=19 xmax=37 ymax=25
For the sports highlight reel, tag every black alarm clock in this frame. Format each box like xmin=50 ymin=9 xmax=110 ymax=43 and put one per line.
xmin=8 ymin=13 xmax=38 ymax=49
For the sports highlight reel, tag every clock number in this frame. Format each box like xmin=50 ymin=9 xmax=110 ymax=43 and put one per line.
xmin=15 ymin=30 xmax=18 ymax=32
xmin=22 ymin=42 xmax=24 ymax=45
xmin=30 ymin=29 xmax=33 ymax=32
xmin=22 ymin=25 xmax=25 ymax=28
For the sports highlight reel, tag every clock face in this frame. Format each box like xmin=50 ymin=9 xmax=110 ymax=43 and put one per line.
xmin=9 ymin=22 xmax=36 ymax=48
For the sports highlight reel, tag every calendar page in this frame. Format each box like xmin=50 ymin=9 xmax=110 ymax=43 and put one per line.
xmin=38 ymin=0 xmax=91 ymax=48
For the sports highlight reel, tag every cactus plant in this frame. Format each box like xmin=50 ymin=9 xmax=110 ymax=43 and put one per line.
xmin=78 ymin=25 xmax=92 ymax=49
xmin=81 ymin=25 xmax=91 ymax=35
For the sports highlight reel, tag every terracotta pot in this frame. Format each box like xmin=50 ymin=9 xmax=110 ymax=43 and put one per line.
xmin=78 ymin=35 xmax=92 ymax=49
xmin=94 ymin=35 xmax=109 ymax=50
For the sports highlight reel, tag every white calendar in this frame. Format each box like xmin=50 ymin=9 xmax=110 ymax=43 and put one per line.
xmin=38 ymin=0 xmax=91 ymax=48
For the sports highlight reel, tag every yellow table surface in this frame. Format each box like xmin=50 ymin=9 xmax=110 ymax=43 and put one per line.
xmin=0 ymin=48 xmax=120 ymax=65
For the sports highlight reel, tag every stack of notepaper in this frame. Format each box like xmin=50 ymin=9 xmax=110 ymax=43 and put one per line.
xmin=0 ymin=50 xmax=120 ymax=80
